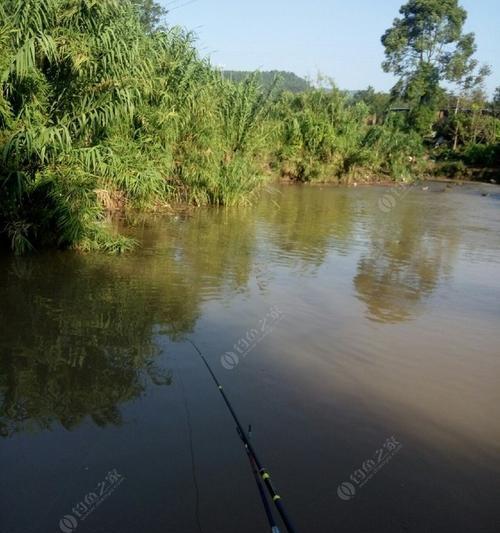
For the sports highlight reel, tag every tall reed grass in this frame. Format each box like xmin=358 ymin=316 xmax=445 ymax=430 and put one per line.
xmin=0 ymin=0 xmax=278 ymax=252
xmin=269 ymin=86 xmax=424 ymax=182
xmin=0 ymin=0 xmax=424 ymax=254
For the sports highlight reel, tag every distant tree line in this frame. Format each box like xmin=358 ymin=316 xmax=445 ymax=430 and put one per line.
xmin=224 ymin=71 xmax=311 ymax=93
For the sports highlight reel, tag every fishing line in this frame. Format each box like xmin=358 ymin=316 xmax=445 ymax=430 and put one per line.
xmin=170 ymin=347 xmax=204 ymax=533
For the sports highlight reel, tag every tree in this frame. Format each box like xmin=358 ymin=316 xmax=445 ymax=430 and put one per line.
xmin=494 ymin=87 xmax=500 ymax=117
xmin=352 ymin=86 xmax=391 ymax=123
xmin=445 ymin=33 xmax=491 ymax=149
xmin=130 ymin=0 xmax=166 ymax=32
xmin=381 ymin=0 xmax=475 ymax=134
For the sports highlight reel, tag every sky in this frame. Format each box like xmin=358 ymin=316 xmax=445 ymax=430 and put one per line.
xmin=163 ymin=0 xmax=500 ymax=95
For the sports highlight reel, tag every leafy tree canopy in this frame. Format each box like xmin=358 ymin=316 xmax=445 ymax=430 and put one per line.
xmin=382 ymin=0 xmax=468 ymax=78
xmin=352 ymin=86 xmax=391 ymax=118
xmin=381 ymin=0 xmax=488 ymax=134
xmin=130 ymin=0 xmax=166 ymax=32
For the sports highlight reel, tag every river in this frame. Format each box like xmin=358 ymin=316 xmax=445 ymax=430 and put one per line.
xmin=1 ymin=182 xmax=499 ymax=533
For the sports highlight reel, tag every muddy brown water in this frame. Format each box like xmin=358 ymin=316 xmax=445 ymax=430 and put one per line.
xmin=1 ymin=183 xmax=499 ymax=533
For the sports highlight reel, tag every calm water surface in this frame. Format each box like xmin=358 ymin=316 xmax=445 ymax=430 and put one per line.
xmin=1 ymin=183 xmax=500 ymax=533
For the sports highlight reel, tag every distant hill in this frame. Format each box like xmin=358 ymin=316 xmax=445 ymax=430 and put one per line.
xmin=345 ymin=90 xmax=362 ymax=97
xmin=223 ymin=70 xmax=311 ymax=93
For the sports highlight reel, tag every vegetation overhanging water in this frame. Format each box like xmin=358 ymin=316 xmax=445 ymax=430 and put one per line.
xmin=1 ymin=0 xmax=499 ymax=254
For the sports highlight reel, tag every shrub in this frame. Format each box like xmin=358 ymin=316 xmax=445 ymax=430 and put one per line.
xmin=461 ymin=143 xmax=500 ymax=167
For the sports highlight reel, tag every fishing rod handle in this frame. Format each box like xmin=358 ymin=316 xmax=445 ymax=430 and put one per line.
xmin=258 ymin=468 xmax=297 ymax=533
xmin=274 ymin=499 xmax=297 ymax=533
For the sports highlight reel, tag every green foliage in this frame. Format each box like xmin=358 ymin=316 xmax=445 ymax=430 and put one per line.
xmin=270 ymin=87 xmax=367 ymax=181
xmin=439 ymin=96 xmax=500 ymax=148
xmin=382 ymin=0 xmax=469 ymax=78
xmin=461 ymin=143 xmax=500 ymax=167
xmin=0 ymin=0 xmax=274 ymax=253
xmin=270 ymin=86 xmax=424 ymax=182
xmin=362 ymin=120 xmax=425 ymax=178
xmin=381 ymin=0 xmax=497 ymax=161
xmin=1 ymin=0 xmax=494 ymax=255
xmin=494 ymin=87 xmax=500 ymax=115
xmin=382 ymin=0 xmax=481 ymax=135
xmin=438 ymin=159 xmax=467 ymax=178
xmin=130 ymin=0 xmax=166 ymax=32
xmin=351 ymin=86 xmax=391 ymax=121
xmin=402 ymin=63 xmax=444 ymax=134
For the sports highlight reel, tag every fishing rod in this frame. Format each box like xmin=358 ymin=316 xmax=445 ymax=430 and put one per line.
xmin=184 ymin=337 xmax=298 ymax=533
xmin=239 ymin=424 xmax=280 ymax=533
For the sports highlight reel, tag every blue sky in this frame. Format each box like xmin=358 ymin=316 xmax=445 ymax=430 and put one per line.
xmin=163 ymin=0 xmax=500 ymax=95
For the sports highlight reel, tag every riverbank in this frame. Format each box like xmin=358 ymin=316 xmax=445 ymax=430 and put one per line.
xmin=1 ymin=1 xmax=498 ymax=254
xmin=2 ymin=163 xmax=497 ymax=256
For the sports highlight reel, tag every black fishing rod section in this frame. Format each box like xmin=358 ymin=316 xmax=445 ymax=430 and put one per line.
xmin=184 ymin=338 xmax=299 ymax=533
xmin=239 ymin=425 xmax=281 ymax=533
